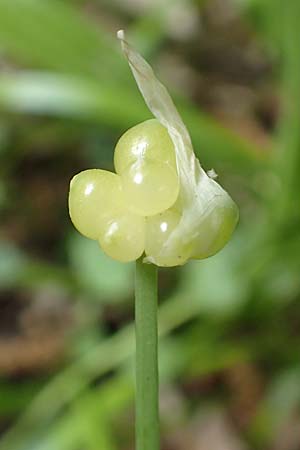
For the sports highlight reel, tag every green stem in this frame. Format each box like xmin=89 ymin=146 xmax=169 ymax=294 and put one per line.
xmin=135 ymin=257 xmax=159 ymax=450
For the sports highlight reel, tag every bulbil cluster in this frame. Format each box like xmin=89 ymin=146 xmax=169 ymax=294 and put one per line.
xmin=69 ymin=118 xmax=238 ymax=266
xmin=69 ymin=119 xmax=182 ymax=265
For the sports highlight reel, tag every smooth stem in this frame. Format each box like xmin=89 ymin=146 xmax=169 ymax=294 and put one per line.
xmin=135 ymin=257 xmax=159 ymax=450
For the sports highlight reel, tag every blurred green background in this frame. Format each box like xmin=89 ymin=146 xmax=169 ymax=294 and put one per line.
xmin=0 ymin=1 xmax=300 ymax=449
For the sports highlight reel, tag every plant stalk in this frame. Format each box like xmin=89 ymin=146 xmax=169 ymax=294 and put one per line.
xmin=135 ymin=257 xmax=159 ymax=450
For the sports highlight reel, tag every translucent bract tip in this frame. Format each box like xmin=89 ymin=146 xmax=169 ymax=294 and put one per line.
xmin=117 ymin=29 xmax=125 ymax=40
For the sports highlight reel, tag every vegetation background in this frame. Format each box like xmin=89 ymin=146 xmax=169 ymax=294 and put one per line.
xmin=0 ymin=0 xmax=299 ymax=449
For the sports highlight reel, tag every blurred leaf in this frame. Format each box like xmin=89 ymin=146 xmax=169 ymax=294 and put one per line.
xmin=180 ymin=235 xmax=249 ymax=317
xmin=271 ymin=3 xmax=300 ymax=225
xmin=72 ymin=375 xmax=133 ymax=450
xmin=0 ymin=240 xmax=26 ymax=288
xmin=128 ymin=15 xmax=165 ymax=58
xmin=68 ymin=233 xmax=133 ymax=302
xmin=0 ymin=380 xmax=44 ymax=415
xmin=31 ymin=414 xmax=82 ymax=450
xmin=0 ymin=239 xmax=76 ymax=291
xmin=0 ymin=72 xmax=149 ymax=129
xmin=179 ymin=94 xmax=269 ymax=175
xmin=236 ymin=0 xmax=282 ymax=54
xmin=0 ymin=122 xmax=9 ymax=153
xmin=0 ymin=0 xmax=119 ymax=79
xmin=21 ymin=261 xmax=75 ymax=291
xmin=26 ymin=375 xmax=133 ymax=450
xmin=184 ymin=330 xmax=251 ymax=377
xmin=0 ymin=73 xmax=99 ymax=117
xmin=261 ymin=258 xmax=300 ymax=306
xmin=251 ymin=367 xmax=300 ymax=445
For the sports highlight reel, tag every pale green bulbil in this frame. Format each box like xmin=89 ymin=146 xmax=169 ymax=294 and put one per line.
xmin=191 ymin=200 xmax=239 ymax=259
xmin=120 ymin=159 xmax=179 ymax=216
xmin=69 ymin=169 xmax=146 ymax=262
xmin=99 ymin=212 xmax=145 ymax=262
xmin=68 ymin=169 xmax=123 ymax=240
xmin=114 ymin=119 xmax=177 ymax=172
xmin=145 ymin=209 xmax=190 ymax=266
xmin=114 ymin=119 xmax=179 ymax=216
